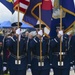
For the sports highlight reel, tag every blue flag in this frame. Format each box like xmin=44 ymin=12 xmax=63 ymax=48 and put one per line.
xmin=60 ymin=0 xmax=75 ymax=32
xmin=40 ymin=0 xmax=53 ymax=28
xmin=50 ymin=0 xmax=75 ymax=37
xmin=63 ymin=13 xmax=75 ymax=32
xmin=23 ymin=0 xmax=52 ymax=29
xmin=0 ymin=0 xmax=14 ymax=13
xmin=60 ymin=0 xmax=75 ymax=16
xmin=50 ymin=18 xmax=60 ymax=38
xmin=23 ymin=0 xmax=42 ymax=26
xmin=50 ymin=13 xmax=75 ymax=38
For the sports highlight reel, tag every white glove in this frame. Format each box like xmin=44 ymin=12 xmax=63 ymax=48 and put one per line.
xmin=58 ymin=30 xmax=63 ymax=36
xmin=50 ymin=68 xmax=53 ymax=72
xmin=16 ymin=28 xmax=21 ymax=35
xmin=50 ymin=64 xmax=52 ymax=66
xmin=3 ymin=66 xmax=7 ymax=72
xmin=27 ymin=68 xmax=31 ymax=72
xmin=70 ymin=66 xmax=73 ymax=71
xmin=38 ymin=30 xmax=43 ymax=36
xmin=16 ymin=28 xmax=21 ymax=41
xmin=70 ymin=61 xmax=74 ymax=65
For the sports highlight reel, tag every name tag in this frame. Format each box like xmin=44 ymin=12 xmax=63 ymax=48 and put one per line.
xmin=15 ymin=60 xmax=21 ymax=65
xmin=38 ymin=62 xmax=44 ymax=66
xmin=58 ymin=61 xmax=64 ymax=66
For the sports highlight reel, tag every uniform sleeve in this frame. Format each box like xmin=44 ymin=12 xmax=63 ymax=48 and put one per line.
xmin=49 ymin=39 xmax=53 ymax=65
xmin=69 ymin=36 xmax=75 ymax=63
xmin=3 ymin=38 xmax=12 ymax=61
xmin=5 ymin=38 xmax=13 ymax=49
xmin=0 ymin=36 xmax=4 ymax=53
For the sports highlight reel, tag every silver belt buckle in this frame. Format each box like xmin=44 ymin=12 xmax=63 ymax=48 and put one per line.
xmin=38 ymin=62 xmax=44 ymax=66
xmin=15 ymin=60 xmax=21 ymax=65
xmin=59 ymin=52 xmax=66 ymax=55
xmin=58 ymin=61 xmax=64 ymax=66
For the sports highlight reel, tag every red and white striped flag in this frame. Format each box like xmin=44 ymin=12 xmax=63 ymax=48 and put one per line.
xmin=14 ymin=0 xmax=30 ymax=13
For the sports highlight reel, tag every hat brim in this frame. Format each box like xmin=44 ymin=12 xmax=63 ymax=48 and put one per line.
xmin=56 ymin=24 xmax=65 ymax=29
xmin=34 ymin=24 xmax=46 ymax=28
xmin=11 ymin=22 xmax=22 ymax=27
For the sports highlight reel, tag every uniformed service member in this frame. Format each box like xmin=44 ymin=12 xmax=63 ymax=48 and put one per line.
xmin=4 ymin=22 xmax=28 ymax=75
xmin=69 ymin=33 xmax=75 ymax=73
xmin=0 ymin=31 xmax=4 ymax=75
xmin=49 ymin=24 xmax=71 ymax=75
xmin=29 ymin=24 xmax=50 ymax=75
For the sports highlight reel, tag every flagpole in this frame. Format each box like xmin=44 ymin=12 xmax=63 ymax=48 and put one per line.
xmin=17 ymin=4 xmax=20 ymax=64
xmin=39 ymin=4 xmax=43 ymax=66
xmin=60 ymin=6 xmax=63 ymax=67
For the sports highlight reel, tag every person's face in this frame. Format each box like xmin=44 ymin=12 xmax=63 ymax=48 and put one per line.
xmin=36 ymin=28 xmax=44 ymax=34
xmin=28 ymin=33 xmax=33 ymax=39
xmin=25 ymin=31 xmax=29 ymax=37
xmin=11 ymin=27 xmax=17 ymax=33
xmin=56 ymin=27 xmax=60 ymax=33
xmin=56 ymin=27 xmax=64 ymax=33
xmin=36 ymin=28 xmax=39 ymax=34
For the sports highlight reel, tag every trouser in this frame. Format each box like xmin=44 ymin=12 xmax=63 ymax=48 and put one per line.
xmin=3 ymin=64 xmax=8 ymax=74
xmin=0 ymin=65 xmax=2 ymax=75
xmin=31 ymin=69 xmax=50 ymax=75
xmin=9 ymin=69 xmax=26 ymax=75
xmin=0 ymin=70 xmax=2 ymax=75
xmin=53 ymin=67 xmax=70 ymax=75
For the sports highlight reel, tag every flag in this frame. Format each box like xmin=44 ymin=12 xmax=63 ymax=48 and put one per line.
xmin=41 ymin=0 xmax=53 ymax=28
xmin=49 ymin=18 xmax=60 ymax=38
xmin=60 ymin=0 xmax=75 ymax=32
xmin=0 ymin=0 xmax=14 ymax=13
xmin=50 ymin=13 xmax=75 ymax=38
xmin=60 ymin=0 xmax=75 ymax=16
xmin=63 ymin=13 xmax=75 ymax=33
xmin=50 ymin=0 xmax=75 ymax=37
xmin=23 ymin=0 xmax=42 ymax=26
xmin=23 ymin=0 xmax=53 ymax=28
xmin=31 ymin=0 xmax=53 ymax=28
xmin=23 ymin=0 xmax=53 ymax=38
xmin=14 ymin=0 xmax=30 ymax=13
xmin=52 ymin=0 xmax=66 ymax=19
xmin=58 ymin=0 xmax=75 ymax=32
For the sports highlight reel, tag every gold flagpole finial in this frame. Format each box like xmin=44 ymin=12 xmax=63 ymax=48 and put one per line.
xmin=6 ymin=0 xmax=13 ymax=3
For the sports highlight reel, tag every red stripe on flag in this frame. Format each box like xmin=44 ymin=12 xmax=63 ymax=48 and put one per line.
xmin=14 ymin=0 xmax=30 ymax=6
xmin=20 ymin=0 xmax=30 ymax=5
xmin=15 ymin=7 xmax=27 ymax=13
xmin=42 ymin=0 xmax=53 ymax=10
xmin=14 ymin=0 xmax=30 ymax=13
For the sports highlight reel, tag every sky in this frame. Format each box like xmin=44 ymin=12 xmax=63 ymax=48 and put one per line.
xmin=0 ymin=2 xmax=24 ymax=23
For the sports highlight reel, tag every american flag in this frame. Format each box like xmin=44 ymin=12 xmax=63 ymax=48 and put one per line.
xmin=14 ymin=0 xmax=30 ymax=13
